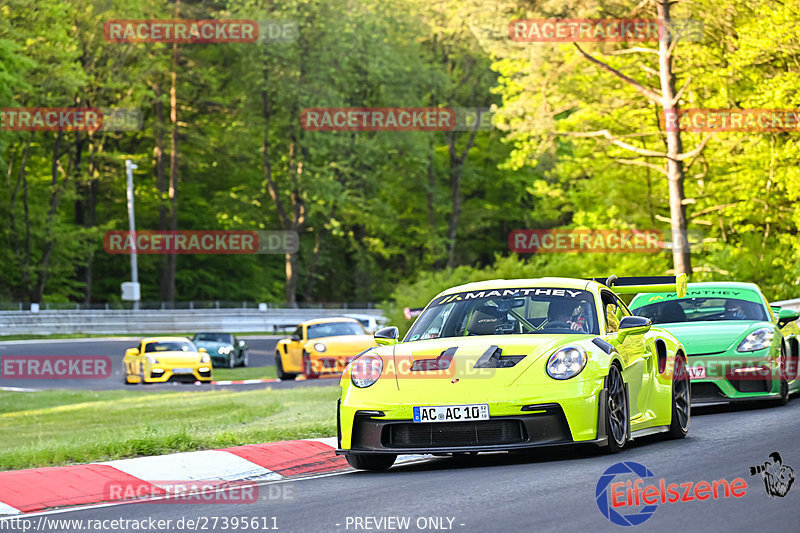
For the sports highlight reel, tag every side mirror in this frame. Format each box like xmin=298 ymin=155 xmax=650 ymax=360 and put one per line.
xmin=617 ymin=316 xmax=651 ymax=340
xmin=374 ymin=326 xmax=399 ymax=346
xmin=198 ymin=347 xmax=207 ymax=353
xmin=778 ymin=308 xmax=799 ymax=328
xmin=291 ymin=334 xmax=301 ymax=342
xmin=125 ymin=348 xmax=139 ymax=357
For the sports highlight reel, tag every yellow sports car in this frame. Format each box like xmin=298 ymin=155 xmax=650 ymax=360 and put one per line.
xmin=123 ymin=336 xmax=212 ymax=384
xmin=275 ymin=318 xmax=378 ymax=380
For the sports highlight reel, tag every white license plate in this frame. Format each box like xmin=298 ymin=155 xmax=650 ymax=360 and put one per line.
xmin=172 ymin=368 xmax=193 ymax=374
xmin=413 ymin=404 xmax=489 ymax=423
xmin=687 ymin=366 xmax=706 ymax=380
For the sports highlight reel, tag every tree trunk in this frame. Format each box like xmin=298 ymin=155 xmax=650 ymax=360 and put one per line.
xmin=445 ymin=125 xmax=479 ymax=269
xmin=304 ymin=224 xmax=325 ymax=300
xmin=9 ymin=138 xmax=32 ymax=297
xmin=83 ymin=176 xmax=98 ymax=303
xmin=285 ymin=251 xmax=298 ymax=307
xmin=72 ymin=134 xmax=90 ymax=302
xmin=22 ymin=148 xmax=32 ymax=297
xmin=571 ymin=1 xmax=704 ymax=277
xmin=82 ymin=140 xmax=103 ymax=304
xmin=153 ymin=84 xmax=170 ymax=301
xmin=427 ymin=146 xmax=436 ymax=229
xmin=165 ymin=40 xmax=180 ymax=303
xmin=446 ymin=153 xmax=462 ymax=268
xmin=260 ymin=53 xmax=305 ymax=308
xmin=33 ymin=130 xmax=66 ymax=302
xmin=657 ymin=0 xmax=692 ymax=275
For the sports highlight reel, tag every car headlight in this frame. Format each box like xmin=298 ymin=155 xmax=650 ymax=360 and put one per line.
xmin=737 ymin=328 xmax=774 ymax=352
xmin=351 ymin=354 xmax=383 ymax=388
xmin=546 ymin=346 xmax=587 ymax=380
xmin=313 ymin=343 xmax=327 ymax=353
xmin=200 ymin=354 xmax=211 ymax=363
xmin=146 ymin=355 xmax=159 ymax=365
xmin=218 ymin=346 xmax=232 ymax=355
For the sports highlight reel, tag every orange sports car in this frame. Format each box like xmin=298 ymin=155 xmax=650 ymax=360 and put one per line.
xmin=275 ymin=317 xmax=377 ymax=379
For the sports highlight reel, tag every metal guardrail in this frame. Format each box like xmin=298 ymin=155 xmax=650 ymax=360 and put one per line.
xmin=0 ymin=308 xmax=385 ymax=336
xmin=771 ymin=299 xmax=800 ymax=311
xmin=0 ymin=301 xmax=378 ymax=311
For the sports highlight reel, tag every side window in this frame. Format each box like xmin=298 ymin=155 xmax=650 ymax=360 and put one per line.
xmin=293 ymin=326 xmax=302 ymax=340
xmin=615 ymin=296 xmax=633 ymax=319
xmin=601 ymin=291 xmax=620 ymax=333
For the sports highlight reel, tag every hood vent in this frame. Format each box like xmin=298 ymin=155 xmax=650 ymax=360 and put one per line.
xmin=411 ymin=346 xmax=457 ymax=371
xmin=474 ymin=345 xmax=526 ymax=369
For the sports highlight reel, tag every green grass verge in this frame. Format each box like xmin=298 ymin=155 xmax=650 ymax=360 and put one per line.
xmin=210 ymin=366 xmax=278 ymax=381
xmin=0 ymin=385 xmax=339 ymax=471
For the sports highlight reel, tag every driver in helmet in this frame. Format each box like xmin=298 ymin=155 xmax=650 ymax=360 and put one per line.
xmin=546 ymin=299 xmax=587 ymax=332
xmin=725 ymin=300 xmax=747 ymax=320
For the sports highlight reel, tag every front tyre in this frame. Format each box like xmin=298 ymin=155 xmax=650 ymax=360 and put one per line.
xmin=775 ymin=344 xmax=790 ymax=406
xmin=275 ymin=353 xmax=296 ymax=380
xmin=139 ymin=363 xmax=152 ymax=385
xmin=345 ymin=454 xmax=396 ymax=471
xmin=667 ymin=355 xmax=690 ymax=439
xmin=603 ymin=365 xmax=628 ymax=453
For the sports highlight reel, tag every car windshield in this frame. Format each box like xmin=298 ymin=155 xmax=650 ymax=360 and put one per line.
xmin=405 ymin=287 xmax=599 ymax=341
xmin=633 ymin=297 xmax=768 ymax=323
xmin=194 ymin=333 xmax=232 ymax=343
xmin=145 ymin=341 xmax=196 ymax=353
xmin=307 ymin=322 xmax=365 ymax=339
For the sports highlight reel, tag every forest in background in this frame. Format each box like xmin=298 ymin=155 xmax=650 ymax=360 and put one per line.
xmin=1 ymin=0 xmax=799 ymax=316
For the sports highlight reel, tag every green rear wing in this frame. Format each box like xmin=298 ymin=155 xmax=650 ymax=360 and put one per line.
xmin=589 ymin=274 xmax=687 ymax=298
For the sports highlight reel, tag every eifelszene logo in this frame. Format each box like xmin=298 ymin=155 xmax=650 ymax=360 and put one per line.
xmin=595 ymin=461 xmax=748 ymax=526
xmin=749 ymin=452 xmax=795 ymax=498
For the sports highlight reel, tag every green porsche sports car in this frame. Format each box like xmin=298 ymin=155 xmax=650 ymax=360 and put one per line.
xmin=191 ymin=332 xmax=248 ymax=368
xmin=336 ymin=275 xmax=690 ymax=471
xmin=629 ymin=282 xmax=800 ymax=405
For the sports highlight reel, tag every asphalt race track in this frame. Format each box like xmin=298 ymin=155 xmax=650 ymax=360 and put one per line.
xmin=0 ymin=337 xmax=328 ymax=391
xmin=3 ymin=399 xmax=798 ymax=532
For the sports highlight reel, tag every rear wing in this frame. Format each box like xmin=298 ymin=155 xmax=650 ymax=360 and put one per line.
xmin=589 ymin=274 xmax=687 ymax=298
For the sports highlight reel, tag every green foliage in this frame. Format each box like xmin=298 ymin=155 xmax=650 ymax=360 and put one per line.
xmin=1 ymin=0 xmax=798 ymax=310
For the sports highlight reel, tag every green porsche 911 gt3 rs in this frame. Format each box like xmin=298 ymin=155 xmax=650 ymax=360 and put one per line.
xmin=629 ymin=282 xmax=800 ymax=405
xmin=336 ymin=275 xmax=690 ymax=471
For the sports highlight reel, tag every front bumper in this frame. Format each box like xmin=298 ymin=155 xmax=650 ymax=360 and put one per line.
xmin=337 ymin=377 xmax=613 ymax=454
xmin=338 ymin=404 xmax=578 ymax=455
xmin=687 ymin=349 xmax=782 ymax=403
xmin=144 ymin=364 xmax=212 ymax=383
xmin=210 ymin=354 xmax=233 ymax=366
